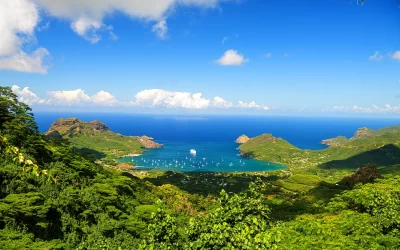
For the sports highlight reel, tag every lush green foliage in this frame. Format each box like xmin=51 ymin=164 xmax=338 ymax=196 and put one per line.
xmin=2 ymin=86 xmax=400 ymax=249
xmin=46 ymin=118 xmax=144 ymax=159
xmin=239 ymin=128 xmax=400 ymax=177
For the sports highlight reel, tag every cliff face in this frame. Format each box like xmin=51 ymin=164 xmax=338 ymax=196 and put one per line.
xmin=236 ymin=135 xmax=250 ymax=144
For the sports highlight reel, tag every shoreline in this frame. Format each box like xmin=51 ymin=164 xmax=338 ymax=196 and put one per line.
xmin=120 ymin=153 xmax=142 ymax=158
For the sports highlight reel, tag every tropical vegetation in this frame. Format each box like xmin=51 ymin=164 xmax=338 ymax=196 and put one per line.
xmin=1 ymin=85 xmax=400 ymax=249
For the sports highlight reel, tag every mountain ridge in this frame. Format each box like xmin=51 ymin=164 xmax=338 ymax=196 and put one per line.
xmin=45 ymin=117 xmax=163 ymax=159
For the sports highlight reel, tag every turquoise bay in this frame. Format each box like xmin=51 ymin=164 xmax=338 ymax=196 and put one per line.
xmin=118 ymin=141 xmax=285 ymax=172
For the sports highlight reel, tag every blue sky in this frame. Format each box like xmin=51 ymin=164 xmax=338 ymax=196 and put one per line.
xmin=0 ymin=0 xmax=399 ymax=115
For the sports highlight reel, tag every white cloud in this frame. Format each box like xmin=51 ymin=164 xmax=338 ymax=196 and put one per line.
xmin=212 ymin=96 xmax=233 ymax=108
xmin=11 ymin=85 xmax=47 ymax=105
xmin=216 ymin=49 xmax=248 ymax=66
xmin=71 ymin=17 xmax=103 ymax=43
xmin=392 ymin=51 xmax=400 ymax=60
xmin=92 ymin=91 xmax=117 ymax=105
xmin=0 ymin=48 xmax=49 ymax=74
xmin=11 ymin=86 xmax=272 ymax=112
xmin=35 ymin=0 xmax=226 ymax=42
xmin=49 ymin=89 xmax=91 ymax=105
xmin=0 ymin=0 xmax=38 ymax=56
xmin=0 ymin=0 xmax=49 ymax=73
xmin=135 ymin=89 xmax=210 ymax=109
xmin=222 ymin=36 xmax=228 ymax=44
xmin=237 ymin=101 xmax=269 ymax=110
xmin=265 ymin=53 xmax=272 ymax=58
xmin=369 ymin=51 xmax=383 ymax=61
xmin=152 ymin=20 xmax=168 ymax=39
xmin=323 ymin=104 xmax=400 ymax=113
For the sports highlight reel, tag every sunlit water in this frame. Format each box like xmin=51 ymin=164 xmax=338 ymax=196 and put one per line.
xmin=118 ymin=141 xmax=285 ymax=172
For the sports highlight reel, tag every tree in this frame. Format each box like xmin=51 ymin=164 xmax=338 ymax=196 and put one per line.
xmin=0 ymin=87 xmax=50 ymax=163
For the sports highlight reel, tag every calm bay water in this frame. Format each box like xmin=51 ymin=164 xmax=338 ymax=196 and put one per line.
xmin=117 ymin=141 xmax=286 ymax=172
xmin=35 ymin=112 xmax=400 ymax=172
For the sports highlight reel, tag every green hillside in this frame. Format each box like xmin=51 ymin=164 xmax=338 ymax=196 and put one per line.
xmin=239 ymin=127 xmax=400 ymax=175
xmin=45 ymin=118 xmax=162 ymax=159
xmin=2 ymin=86 xmax=400 ymax=249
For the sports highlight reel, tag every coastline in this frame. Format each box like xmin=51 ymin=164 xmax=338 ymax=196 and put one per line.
xmin=120 ymin=153 xmax=142 ymax=158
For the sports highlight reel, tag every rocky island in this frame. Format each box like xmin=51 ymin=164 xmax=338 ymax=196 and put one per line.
xmin=45 ymin=118 xmax=163 ymax=159
xmin=235 ymin=134 xmax=250 ymax=144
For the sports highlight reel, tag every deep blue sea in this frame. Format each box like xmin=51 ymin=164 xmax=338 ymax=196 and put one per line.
xmin=35 ymin=112 xmax=400 ymax=172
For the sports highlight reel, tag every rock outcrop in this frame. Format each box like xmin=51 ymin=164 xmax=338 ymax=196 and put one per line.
xmin=46 ymin=118 xmax=111 ymax=136
xmin=135 ymin=136 xmax=164 ymax=148
xmin=236 ymin=135 xmax=250 ymax=144
xmin=89 ymin=120 xmax=109 ymax=132
xmin=351 ymin=127 xmax=373 ymax=139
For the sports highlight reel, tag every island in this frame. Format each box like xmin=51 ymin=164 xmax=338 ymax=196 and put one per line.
xmin=45 ymin=118 xmax=163 ymax=159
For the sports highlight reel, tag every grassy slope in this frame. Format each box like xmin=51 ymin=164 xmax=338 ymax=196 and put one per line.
xmin=46 ymin=118 xmax=144 ymax=159
xmin=239 ymin=126 xmax=400 ymax=183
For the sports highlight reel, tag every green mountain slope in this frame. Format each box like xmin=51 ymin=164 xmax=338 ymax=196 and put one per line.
xmin=239 ymin=126 xmax=400 ymax=171
xmin=45 ymin=118 xmax=163 ymax=159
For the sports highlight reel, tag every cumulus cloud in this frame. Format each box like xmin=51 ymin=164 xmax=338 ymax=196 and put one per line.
xmin=216 ymin=49 xmax=249 ymax=66
xmin=0 ymin=0 xmax=49 ymax=73
xmin=71 ymin=17 xmax=103 ymax=43
xmin=49 ymin=89 xmax=91 ymax=105
xmin=392 ymin=51 xmax=400 ymax=60
xmin=91 ymin=91 xmax=117 ymax=105
xmin=152 ymin=20 xmax=168 ymax=39
xmin=0 ymin=49 xmax=49 ymax=74
xmin=237 ymin=101 xmax=269 ymax=110
xmin=135 ymin=89 xmax=210 ymax=109
xmin=369 ymin=51 xmax=383 ymax=61
xmin=11 ymin=86 xmax=271 ymax=112
xmin=35 ymin=0 xmax=226 ymax=42
xmin=212 ymin=96 xmax=233 ymax=108
xmin=11 ymin=85 xmax=47 ymax=105
xmin=323 ymin=104 xmax=400 ymax=113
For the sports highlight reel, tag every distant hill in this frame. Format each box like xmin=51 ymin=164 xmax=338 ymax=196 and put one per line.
xmin=238 ymin=125 xmax=400 ymax=172
xmin=45 ymin=118 xmax=163 ymax=159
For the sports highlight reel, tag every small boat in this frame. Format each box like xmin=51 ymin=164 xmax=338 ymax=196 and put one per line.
xmin=190 ymin=149 xmax=197 ymax=155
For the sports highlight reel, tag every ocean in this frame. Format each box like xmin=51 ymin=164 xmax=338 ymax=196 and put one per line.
xmin=35 ymin=112 xmax=400 ymax=172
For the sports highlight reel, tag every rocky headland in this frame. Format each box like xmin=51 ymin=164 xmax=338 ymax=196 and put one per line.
xmin=134 ymin=136 xmax=164 ymax=148
xmin=236 ymin=134 xmax=250 ymax=144
xmin=45 ymin=118 xmax=163 ymax=159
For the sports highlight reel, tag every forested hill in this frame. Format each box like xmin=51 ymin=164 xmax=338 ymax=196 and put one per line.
xmin=2 ymin=85 xmax=400 ymax=249
xmin=239 ymin=125 xmax=400 ymax=172
xmin=45 ymin=117 xmax=163 ymax=160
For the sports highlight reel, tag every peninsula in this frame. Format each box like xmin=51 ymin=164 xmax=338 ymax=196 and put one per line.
xmin=238 ymin=125 xmax=400 ymax=175
xmin=45 ymin=118 xmax=163 ymax=159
